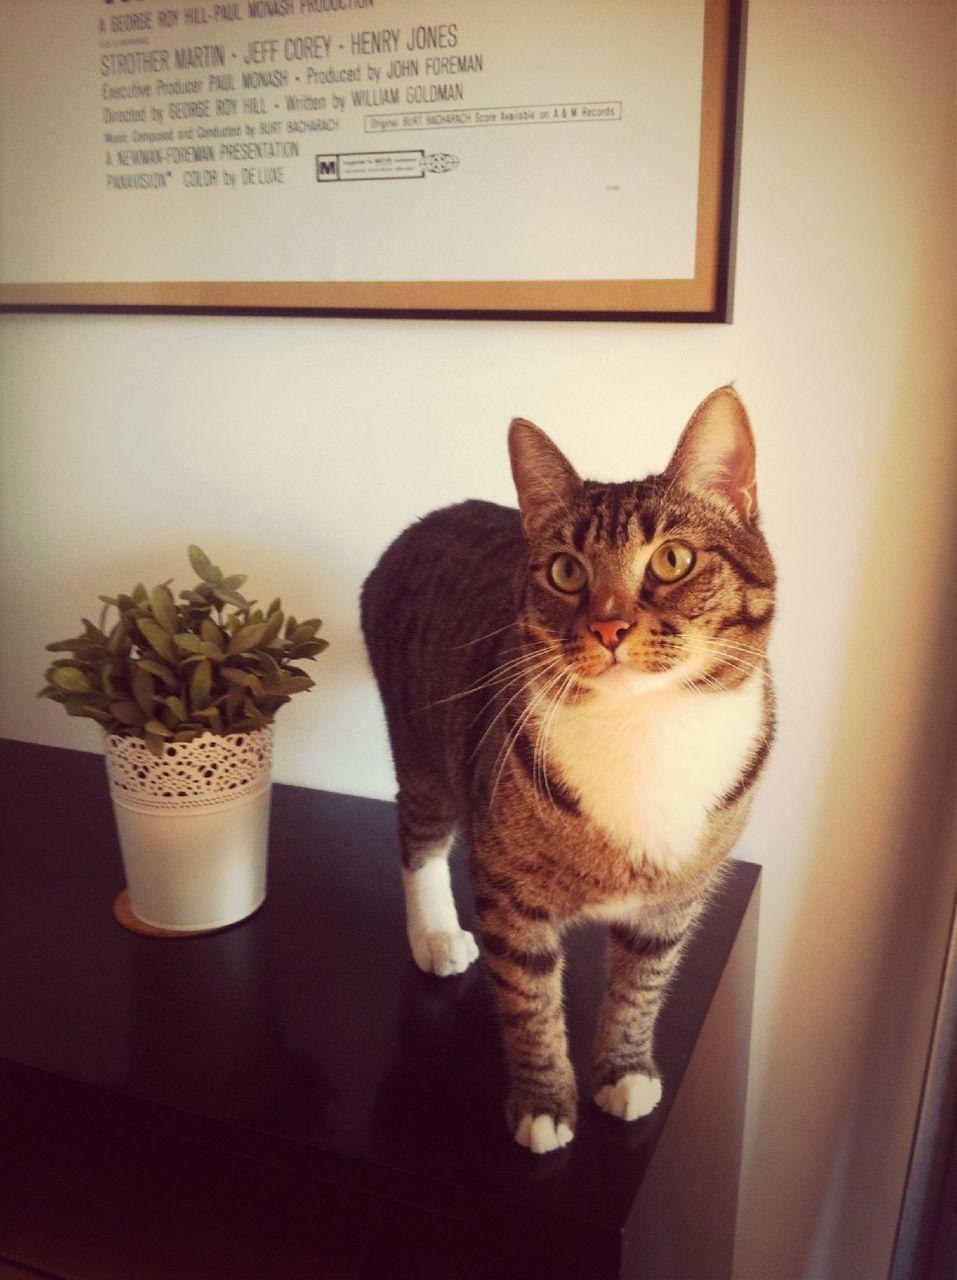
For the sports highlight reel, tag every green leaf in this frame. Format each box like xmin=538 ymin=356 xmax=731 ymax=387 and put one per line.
xmin=76 ymin=645 xmax=112 ymax=665
xmin=289 ymin=625 xmax=319 ymax=646
xmin=188 ymin=545 xmax=220 ymax=584
xmin=51 ymin=666 xmax=91 ymax=693
xmin=70 ymin=690 xmax=112 ymax=709
xmin=165 ymin=696 xmax=187 ymax=724
xmin=190 ymin=658 xmax=213 ymax=710
xmin=224 ymin=684 xmax=244 ymax=724
xmin=150 ymin=584 xmax=178 ymax=635
xmin=221 ymin=666 xmax=265 ymax=696
xmin=173 ymin=727 xmax=203 ymax=744
xmin=200 ymin=619 xmax=223 ymax=647
xmin=144 ymin=719 xmax=173 ymax=738
xmin=279 ymin=674 xmax=314 ymax=695
xmin=228 ymin=622 xmax=270 ymax=656
xmin=175 ymin=634 xmax=222 ymax=662
xmin=255 ymin=652 xmax=282 ymax=678
xmin=193 ymin=706 xmax=222 ymax=732
xmin=82 ymin=618 xmax=109 ymax=646
xmin=220 ymin=573 xmax=247 ymax=592
xmin=76 ymin=704 xmax=113 ymax=725
xmin=213 ymin=586 xmax=250 ymax=609
xmin=108 ymin=620 xmax=130 ymax=656
xmin=290 ymin=640 xmax=329 ymax=660
xmin=110 ymin=700 xmax=146 ymax=727
xmin=174 ymin=633 xmax=205 ymax=655
xmin=259 ymin=611 xmax=284 ymax=646
xmin=132 ymin=583 xmax=149 ymax=606
xmin=131 ymin=665 xmax=156 ymax=716
xmin=136 ymin=617 xmax=176 ymax=663
xmin=48 ymin=648 xmax=99 ymax=671
xmin=65 ymin=704 xmax=107 ymax=722
xmin=136 ymin=658 xmax=178 ymax=689
xmin=45 ymin=634 xmax=86 ymax=653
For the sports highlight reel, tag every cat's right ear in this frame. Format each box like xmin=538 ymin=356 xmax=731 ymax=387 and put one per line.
xmin=508 ymin=419 xmax=582 ymax=537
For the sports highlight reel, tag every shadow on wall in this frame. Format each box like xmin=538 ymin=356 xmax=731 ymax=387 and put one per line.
xmin=735 ymin=281 xmax=957 ymax=1277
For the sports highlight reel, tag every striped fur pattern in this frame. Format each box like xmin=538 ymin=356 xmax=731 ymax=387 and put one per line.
xmin=360 ymin=388 xmax=775 ymax=1153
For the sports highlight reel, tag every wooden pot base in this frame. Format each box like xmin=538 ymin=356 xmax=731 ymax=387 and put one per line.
xmin=113 ymin=891 xmax=222 ymax=939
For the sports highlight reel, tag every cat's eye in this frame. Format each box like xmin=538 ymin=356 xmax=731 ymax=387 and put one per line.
xmin=548 ymin=553 xmax=588 ymax=594
xmin=648 ymin=542 xmax=695 ymax=583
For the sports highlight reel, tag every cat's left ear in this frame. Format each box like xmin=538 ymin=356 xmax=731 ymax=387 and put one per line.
xmin=509 ymin=418 xmax=582 ymax=536
xmin=665 ymin=386 xmax=759 ymax=522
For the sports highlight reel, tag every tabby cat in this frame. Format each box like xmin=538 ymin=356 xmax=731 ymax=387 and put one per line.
xmin=360 ymin=387 xmax=775 ymax=1154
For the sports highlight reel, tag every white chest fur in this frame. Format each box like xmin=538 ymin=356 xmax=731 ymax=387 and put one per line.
xmin=546 ymin=669 xmax=765 ymax=874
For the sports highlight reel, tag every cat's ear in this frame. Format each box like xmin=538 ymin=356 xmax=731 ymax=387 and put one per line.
xmin=509 ymin=419 xmax=582 ymax=536
xmin=665 ymin=386 xmax=759 ymax=522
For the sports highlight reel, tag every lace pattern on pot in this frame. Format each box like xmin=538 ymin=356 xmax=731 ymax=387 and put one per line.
xmin=105 ymin=728 xmax=273 ymax=813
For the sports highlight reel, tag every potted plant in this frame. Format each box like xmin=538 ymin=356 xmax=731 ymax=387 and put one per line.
xmin=38 ymin=546 xmax=328 ymax=935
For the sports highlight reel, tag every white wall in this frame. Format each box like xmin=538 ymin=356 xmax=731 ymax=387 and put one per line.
xmin=2 ymin=3 xmax=954 ymax=1277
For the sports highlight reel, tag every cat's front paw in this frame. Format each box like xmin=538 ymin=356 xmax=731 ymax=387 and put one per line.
xmin=409 ymin=927 xmax=479 ymax=977
xmin=594 ymin=1072 xmax=662 ymax=1121
xmin=508 ymin=1085 xmax=577 ymax=1154
xmin=513 ymin=1113 xmax=575 ymax=1154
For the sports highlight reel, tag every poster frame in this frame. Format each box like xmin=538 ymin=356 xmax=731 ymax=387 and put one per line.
xmin=0 ymin=0 xmax=746 ymax=323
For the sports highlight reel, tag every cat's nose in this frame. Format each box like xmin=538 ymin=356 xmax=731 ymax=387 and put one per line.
xmin=590 ymin=618 xmax=632 ymax=650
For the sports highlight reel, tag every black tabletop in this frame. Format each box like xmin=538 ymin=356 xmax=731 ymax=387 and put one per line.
xmin=0 ymin=737 xmax=759 ymax=1248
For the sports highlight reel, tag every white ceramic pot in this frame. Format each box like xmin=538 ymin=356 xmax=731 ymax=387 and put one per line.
xmin=105 ymin=727 xmax=273 ymax=933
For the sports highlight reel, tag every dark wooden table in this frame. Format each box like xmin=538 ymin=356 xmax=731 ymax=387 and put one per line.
xmin=0 ymin=738 xmax=759 ymax=1280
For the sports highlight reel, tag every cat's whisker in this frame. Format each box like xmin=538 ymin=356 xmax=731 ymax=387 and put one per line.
xmin=469 ymin=647 xmax=564 ymax=705
xmin=460 ymin=655 xmax=565 ymax=752
xmin=694 ymin=651 xmax=765 ymax=683
xmin=449 ymin=621 xmax=516 ymax=650
xmin=686 ymin=634 xmax=767 ymax=667
xmin=489 ymin=690 xmax=559 ymax=812
xmin=467 ymin=653 xmax=567 ymax=762
xmin=688 ymin=644 xmax=763 ymax=674
xmin=531 ymin=669 xmax=577 ymax=810
xmin=532 ymin=690 xmax=558 ymax=804
xmin=693 ymin=634 xmax=768 ymax=660
xmin=488 ymin=663 xmax=571 ymax=809
xmin=680 ymin=669 xmax=725 ymax=698
xmin=683 ymin=662 xmax=762 ymax=695
xmin=419 ymin=646 xmax=555 ymax=710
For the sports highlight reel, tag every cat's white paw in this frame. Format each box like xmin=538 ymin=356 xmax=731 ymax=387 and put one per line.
xmin=594 ymin=1072 xmax=662 ymax=1121
xmin=514 ymin=1114 xmax=575 ymax=1154
xmin=410 ymin=928 xmax=479 ymax=977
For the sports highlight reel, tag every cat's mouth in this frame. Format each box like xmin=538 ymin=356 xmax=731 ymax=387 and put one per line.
xmin=581 ymin=644 xmax=695 ymax=692
xmin=588 ymin=644 xmax=655 ymax=675
xmin=585 ymin=650 xmax=647 ymax=683
xmin=588 ymin=661 xmax=682 ymax=698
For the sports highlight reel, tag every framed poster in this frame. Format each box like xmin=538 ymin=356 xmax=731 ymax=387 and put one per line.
xmin=0 ymin=0 xmax=745 ymax=321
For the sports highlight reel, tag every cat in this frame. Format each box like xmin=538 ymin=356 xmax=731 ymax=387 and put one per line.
xmin=360 ymin=386 xmax=775 ymax=1154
